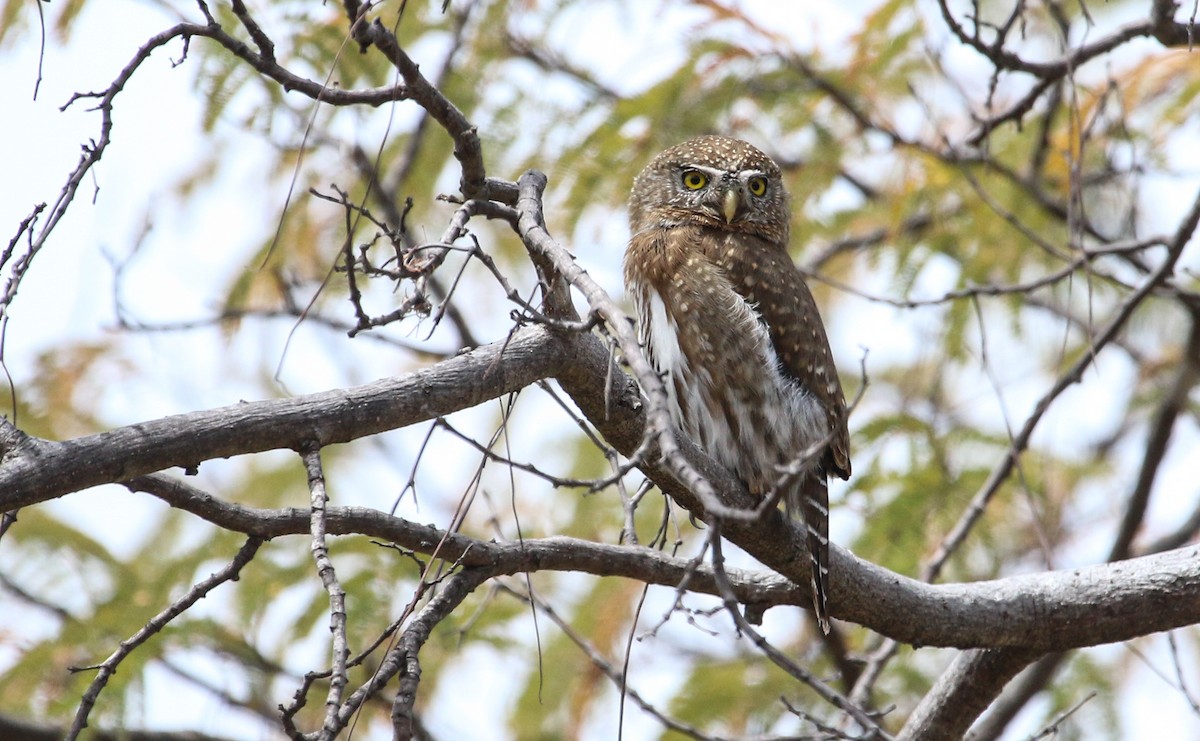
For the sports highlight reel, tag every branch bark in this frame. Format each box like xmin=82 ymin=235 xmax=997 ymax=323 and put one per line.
xmin=899 ymin=648 xmax=1043 ymax=740
xmin=0 ymin=324 xmax=569 ymax=510
xmin=6 ymin=323 xmax=1200 ymax=653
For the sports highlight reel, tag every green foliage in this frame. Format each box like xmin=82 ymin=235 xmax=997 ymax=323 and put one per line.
xmin=665 ymin=656 xmax=790 ymax=735
xmin=507 ymin=576 xmax=639 ymax=738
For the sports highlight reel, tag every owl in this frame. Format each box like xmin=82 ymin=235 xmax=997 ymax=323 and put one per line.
xmin=624 ymin=135 xmax=851 ymax=633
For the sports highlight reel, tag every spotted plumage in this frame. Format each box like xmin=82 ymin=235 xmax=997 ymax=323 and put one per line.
xmin=624 ymin=135 xmax=850 ymax=632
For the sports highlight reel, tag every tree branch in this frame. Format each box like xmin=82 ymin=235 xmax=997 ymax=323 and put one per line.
xmin=120 ymin=461 xmax=1200 ymax=654
xmin=0 ymin=324 xmax=569 ymax=510
xmin=300 ymin=445 xmax=350 ymax=741
xmin=898 ymin=647 xmax=1042 ymax=740
xmin=65 ymin=538 xmax=264 ymax=741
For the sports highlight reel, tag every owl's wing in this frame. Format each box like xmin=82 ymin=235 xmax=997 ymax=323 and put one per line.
xmin=712 ymin=235 xmax=845 ymax=633
xmin=714 ymin=236 xmax=851 ymax=480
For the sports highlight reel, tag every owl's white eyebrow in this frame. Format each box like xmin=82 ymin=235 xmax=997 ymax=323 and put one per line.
xmin=677 ymin=164 xmax=725 ymax=177
xmin=677 ymin=164 xmax=767 ymax=178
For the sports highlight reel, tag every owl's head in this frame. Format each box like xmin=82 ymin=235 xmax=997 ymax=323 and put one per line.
xmin=629 ymin=135 xmax=790 ymax=244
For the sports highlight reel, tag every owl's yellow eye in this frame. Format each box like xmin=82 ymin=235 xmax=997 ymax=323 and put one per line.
xmin=681 ymin=170 xmax=708 ymax=190
xmin=747 ymin=175 xmax=768 ymax=197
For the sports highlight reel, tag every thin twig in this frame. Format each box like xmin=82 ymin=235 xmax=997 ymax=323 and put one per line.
xmin=66 ymin=538 xmax=263 ymax=741
xmin=708 ymin=528 xmax=890 ymax=739
xmin=922 ymin=185 xmax=1200 ymax=585
xmin=301 ymin=444 xmax=351 ymax=741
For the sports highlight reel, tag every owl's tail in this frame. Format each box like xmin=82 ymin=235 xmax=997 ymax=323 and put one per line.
xmin=796 ymin=475 xmax=831 ymax=634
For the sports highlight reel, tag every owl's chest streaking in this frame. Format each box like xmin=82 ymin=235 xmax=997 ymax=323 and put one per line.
xmin=624 ymin=226 xmax=826 ymax=495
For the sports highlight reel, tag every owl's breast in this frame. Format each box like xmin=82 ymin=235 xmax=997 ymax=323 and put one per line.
xmin=627 ymin=240 xmax=826 ymax=493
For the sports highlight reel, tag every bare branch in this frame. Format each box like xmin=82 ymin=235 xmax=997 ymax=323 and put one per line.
xmin=300 ymin=445 xmax=351 ymax=741
xmin=967 ymin=653 xmax=1070 ymax=741
xmin=1109 ymin=314 xmax=1200 ymax=561
xmin=0 ymin=325 xmax=570 ymax=509
xmin=65 ymin=538 xmax=264 ymax=741
xmin=502 ymin=582 xmax=730 ymax=741
xmin=708 ymin=529 xmax=888 ymax=738
xmin=118 ymin=465 xmax=1200 ymax=654
xmin=897 ymin=647 xmax=1042 ymax=741
xmin=922 ymin=187 xmax=1200 ymax=585
xmin=350 ymin=16 xmax=515 ymax=202
xmin=936 ymin=0 xmax=1197 ymax=79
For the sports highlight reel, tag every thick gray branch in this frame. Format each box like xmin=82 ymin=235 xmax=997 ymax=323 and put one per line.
xmin=899 ymin=648 xmax=1042 ymax=740
xmin=0 ymin=325 xmax=568 ymax=510
xmin=6 ymin=314 xmax=1200 ymax=653
xmin=128 ymin=472 xmax=808 ymax=610
xmin=130 ymin=416 xmax=1200 ymax=654
xmin=553 ymin=329 xmax=1200 ymax=651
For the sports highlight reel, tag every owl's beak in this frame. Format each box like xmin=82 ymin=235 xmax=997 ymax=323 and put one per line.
xmin=721 ymin=188 xmax=740 ymax=223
